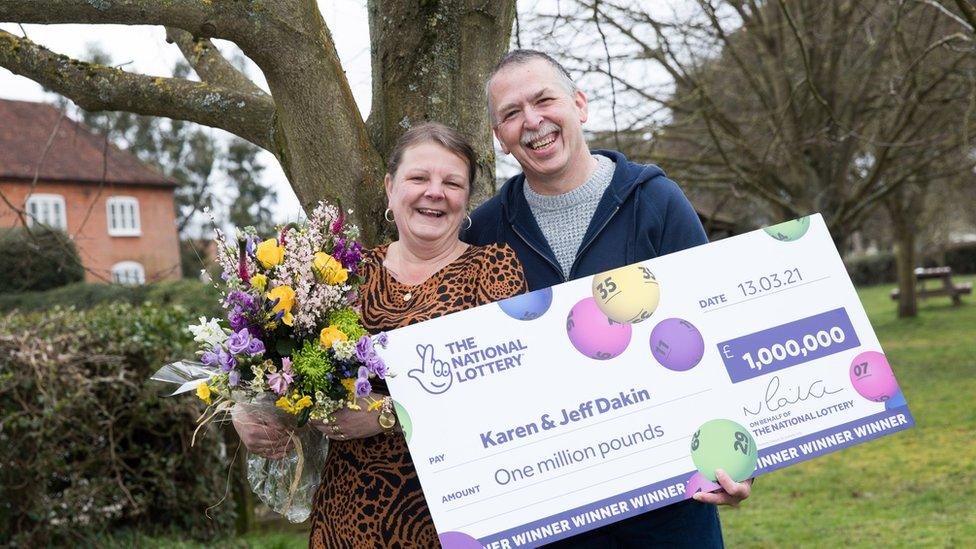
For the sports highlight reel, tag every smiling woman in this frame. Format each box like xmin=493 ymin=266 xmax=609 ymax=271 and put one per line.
xmin=227 ymin=122 xmax=529 ymax=548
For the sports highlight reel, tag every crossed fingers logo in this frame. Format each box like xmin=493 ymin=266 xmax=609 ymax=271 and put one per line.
xmin=408 ymin=344 xmax=454 ymax=395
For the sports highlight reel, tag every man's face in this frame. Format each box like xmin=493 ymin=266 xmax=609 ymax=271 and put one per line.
xmin=488 ymin=58 xmax=589 ymax=184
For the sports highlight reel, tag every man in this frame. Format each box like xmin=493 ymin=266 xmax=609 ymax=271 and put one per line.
xmin=465 ymin=49 xmax=751 ymax=547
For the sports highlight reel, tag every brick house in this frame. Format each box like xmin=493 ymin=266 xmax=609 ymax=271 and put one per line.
xmin=0 ymin=99 xmax=181 ymax=284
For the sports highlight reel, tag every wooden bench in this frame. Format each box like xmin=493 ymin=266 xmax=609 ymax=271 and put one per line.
xmin=890 ymin=266 xmax=972 ymax=306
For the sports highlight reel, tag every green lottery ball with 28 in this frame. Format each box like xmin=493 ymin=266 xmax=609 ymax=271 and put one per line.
xmin=690 ymin=419 xmax=758 ymax=482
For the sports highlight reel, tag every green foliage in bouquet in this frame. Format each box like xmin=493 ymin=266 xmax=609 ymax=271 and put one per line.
xmin=290 ymin=340 xmax=336 ymax=396
xmin=0 ymin=303 xmax=236 ymax=545
xmin=325 ymin=308 xmax=368 ymax=341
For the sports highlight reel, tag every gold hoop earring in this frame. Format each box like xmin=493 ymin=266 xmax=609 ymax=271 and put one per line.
xmin=384 ymin=208 xmax=394 ymax=223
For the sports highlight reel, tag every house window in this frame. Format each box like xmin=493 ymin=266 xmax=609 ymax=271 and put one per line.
xmin=106 ymin=196 xmax=141 ymax=236
xmin=25 ymin=194 xmax=67 ymax=229
xmin=111 ymin=261 xmax=146 ymax=285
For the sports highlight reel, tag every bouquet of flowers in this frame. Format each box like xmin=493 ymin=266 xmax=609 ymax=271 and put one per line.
xmin=150 ymin=201 xmax=389 ymax=522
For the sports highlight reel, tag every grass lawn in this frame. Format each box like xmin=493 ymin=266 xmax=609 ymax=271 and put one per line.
xmin=721 ymin=275 xmax=976 ymax=547
xmin=101 ymin=277 xmax=975 ymax=548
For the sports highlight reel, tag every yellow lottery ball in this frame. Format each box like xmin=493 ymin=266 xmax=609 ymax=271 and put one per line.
xmin=591 ymin=264 xmax=661 ymax=323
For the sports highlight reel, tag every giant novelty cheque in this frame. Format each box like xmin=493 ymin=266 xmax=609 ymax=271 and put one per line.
xmin=380 ymin=214 xmax=914 ymax=548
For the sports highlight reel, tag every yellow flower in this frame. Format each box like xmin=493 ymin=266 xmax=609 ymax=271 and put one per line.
xmin=266 ymin=285 xmax=296 ymax=326
xmin=275 ymin=393 xmax=314 ymax=414
xmin=319 ymin=325 xmax=348 ymax=349
xmin=256 ymin=238 xmax=285 ymax=269
xmin=312 ymin=252 xmax=349 ymax=285
xmin=250 ymin=273 xmax=268 ymax=291
xmin=367 ymin=399 xmax=384 ymax=412
xmin=275 ymin=396 xmax=296 ymax=414
xmin=196 ymin=382 xmax=212 ymax=405
xmin=341 ymin=378 xmax=357 ymax=399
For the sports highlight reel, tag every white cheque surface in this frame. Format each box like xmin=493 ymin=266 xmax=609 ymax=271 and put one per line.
xmin=379 ymin=214 xmax=913 ymax=548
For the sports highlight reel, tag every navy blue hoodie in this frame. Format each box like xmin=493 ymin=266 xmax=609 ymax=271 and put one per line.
xmin=465 ymin=150 xmax=708 ymax=290
xmin=463 ymin=150 xmax=723 ymax=544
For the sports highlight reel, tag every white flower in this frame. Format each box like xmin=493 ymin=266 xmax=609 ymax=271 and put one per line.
xmin=333 ymin=340 xmax=356 ymax=361
xmin=188 ymin=316 xmax=227 ymax=348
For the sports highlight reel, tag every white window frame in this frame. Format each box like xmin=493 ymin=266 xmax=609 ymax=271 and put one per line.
xmin=106 ymin=196 xmax=141 ymax=237
xmin=25 ymin=193 xmax=67 ymax=230
xmin=111 ymin=261 xmax=146 ymax=285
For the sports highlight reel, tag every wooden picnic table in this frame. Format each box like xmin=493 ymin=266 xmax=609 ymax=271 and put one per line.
xmin=890 ymin=266 xmax=972 ymax=306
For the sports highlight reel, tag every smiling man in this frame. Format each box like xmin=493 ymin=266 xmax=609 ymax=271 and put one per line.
xmin=465 ymin=49 xmax=750 ymax=547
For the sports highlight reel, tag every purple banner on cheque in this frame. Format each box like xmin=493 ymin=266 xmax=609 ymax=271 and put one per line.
xmin=717 ymin=308 xmax=861 ymax=383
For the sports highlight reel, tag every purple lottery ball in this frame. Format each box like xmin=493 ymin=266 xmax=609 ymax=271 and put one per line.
xmin=566 ymin=297 xmax=632 ymax=360
xmin=498 ymin=287 xmax=553 ymax=320
xmin=439 ymin=531 xmax=482 ymax=549
xmin=649 ymin=318 xmax=705 ymax=371
xmin=684 ymin=471 xmax=722 ymax=499
xmin=850 ymin=351 xmax=899 ymax=402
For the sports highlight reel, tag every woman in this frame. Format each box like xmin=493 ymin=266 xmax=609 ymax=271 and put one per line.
xmin=233 ymin=122 xmax=527 ymax=547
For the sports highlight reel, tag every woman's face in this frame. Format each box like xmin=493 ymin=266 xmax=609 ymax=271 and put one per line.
xmin=385 ymin=141 xmax=471 ymax=248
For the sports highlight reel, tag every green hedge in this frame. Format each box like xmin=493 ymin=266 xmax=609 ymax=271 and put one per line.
xmin=945 ymin=241 xmax=976 ymax=274
xmin=845 ymin=252 xmax=897 ymax=287
xmin=0 ymin=279 xmax=222 ymax=317
xmin=845 ymin=242 xmax=976 ymax=287
xmin=0 ymin=227 xmax=85 ymax=293
xmin=0 ymin=303 xmax=236 ymax=545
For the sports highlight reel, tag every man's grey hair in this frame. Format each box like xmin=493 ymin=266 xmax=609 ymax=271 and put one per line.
xmin=485 ymin=49 xmax=579 ymax=126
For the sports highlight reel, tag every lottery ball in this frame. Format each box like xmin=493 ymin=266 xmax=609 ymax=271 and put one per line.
xmin=690 ymin=419 xmax=758 ymax=482
xmin=591 ymin=264 xmax=661 ymax=323
xmin=850 ymin=351 xmax=899 ymax=402
xmin=394 ymin=401 xmax=413 ymax=444
xmin=763 ymin=216 xmax=811 ymax=241
xmin=498 ymin=287 xmax=553 ymax=320
xmin=439 ymin=532 xmax=481 ymax=549
xmin=684 ymin=472 xmax=721 ymax=500
xmin=566 ymin=297 xmax=632 ymax=360
xmin=885 ymin=390 xmax=908 ymax=411
xmin=649 ymin=318 xmax=705 ymax=371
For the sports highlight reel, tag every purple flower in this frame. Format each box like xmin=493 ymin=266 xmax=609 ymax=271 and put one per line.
xmin=354 ymin=366 xmax=371 ymax=397
xmin=229 ymin=369 xmax=241 ymax=387
xmin=374 ymin=332 xmax=389 ymax=348
xmin=228 ymin=305 xmax=247 ymax=332
xmin=369 ymin=357 xmax=388 ymax=379
xmin=355 ymin=335 xmax=373 ymax=362
xmin=201 ymin=348 xmax=219 ymax=366
xmin=332 ymin=237 xmax=363 ymax=273
xmin=267 ymin=358 xmax=294 ymax=396
xmin=226 ymin=328 xmax=251 ymax=355
xmin=247 ymin=337 xmax=265 ymax=356
xmin=216 ymin=348 xmax=236 ymax=373
xmin=246 ymin=236 xmax=257 ymax=257
xmin=226 ymin=290 xmax=255 ymax=311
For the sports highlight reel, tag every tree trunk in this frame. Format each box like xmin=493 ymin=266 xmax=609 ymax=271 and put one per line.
xmin=367 ymin=0 xmax=517 ymax=208
xmin=888 ymin=203 xmax=918 ymax=318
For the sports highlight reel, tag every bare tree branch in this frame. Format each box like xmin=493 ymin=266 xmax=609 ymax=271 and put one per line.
xmin=164 ymin=27 xmax=266 ymax=96
xmin=0 ymin=31 xmax=276 ymax=151
xmin=0 ymin=0 xmax=257 ymax=46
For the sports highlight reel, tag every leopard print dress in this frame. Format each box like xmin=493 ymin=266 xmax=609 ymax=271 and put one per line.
xmin=309 ymin=243 xmax=527 ymax=548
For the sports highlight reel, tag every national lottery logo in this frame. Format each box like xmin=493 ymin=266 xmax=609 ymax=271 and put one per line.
xmin=407 ymin=337 xmax=527 ymax=395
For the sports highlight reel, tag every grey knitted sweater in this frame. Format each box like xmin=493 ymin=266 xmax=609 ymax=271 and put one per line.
xmin=523 ymin=155 xmax=615 ymax=278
